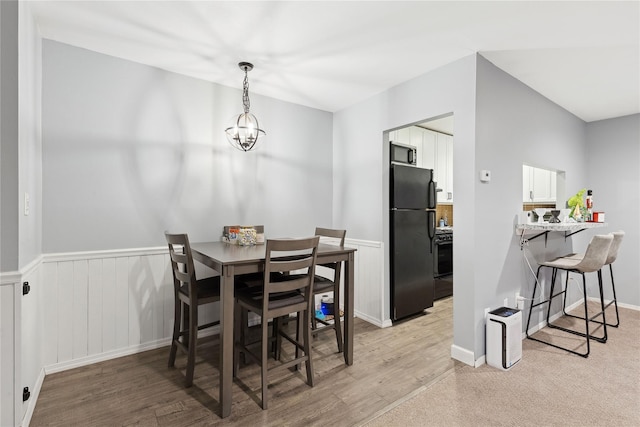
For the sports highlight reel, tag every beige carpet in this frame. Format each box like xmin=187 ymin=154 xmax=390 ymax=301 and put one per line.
xmin=363 ymin=305 xmax=640 ymax=427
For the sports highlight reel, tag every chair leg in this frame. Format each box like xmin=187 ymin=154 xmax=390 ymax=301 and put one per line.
xmin=168 ymin=297 xmax=181 ymax=368
xmin=527 ymin=267 xmax=591 ymax=358
xmin=545 ymin=268 xmax=559 ymax=325
xmin=580 ymin=273 xmax=591 ymax=357
xmin=273 ymin=317 xmax=282 ymax=360
xmin=334 ymin=288 xmax=344 ymax=353
xmin=234 ymin=302 xmax=241 ymax=377
xmin=261 ymin=315 xmax=269 ymax=410
xmin=303 ymin=308 xmax=314 ymax=387
xmin=525 ymin=265 xmax=544 ymax=338
xmin=558 ymin=270 xmax=607 ymax=343
xmin=596 ymin=269 xmax=608 ymax=342
xmin=608 ymin=264 xmax=620 ymax=327
xmin=185 ymin=303 xmax=197 ymax=387
xmin=590 ymin=264 xmax=620 ymax=328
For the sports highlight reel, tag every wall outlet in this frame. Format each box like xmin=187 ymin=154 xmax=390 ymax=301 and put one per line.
xmin=504 ymin=297 xmax=509 ymax=307
xmin=516 ymin=296 xmax=525 ymax=310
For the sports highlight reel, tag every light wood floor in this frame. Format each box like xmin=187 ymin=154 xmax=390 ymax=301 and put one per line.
xmin=30 ymin=297 xmax=454 ymax=426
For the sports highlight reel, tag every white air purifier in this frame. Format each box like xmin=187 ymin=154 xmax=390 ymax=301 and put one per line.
xmin=486 ymin=307 xmax=522 ymax=370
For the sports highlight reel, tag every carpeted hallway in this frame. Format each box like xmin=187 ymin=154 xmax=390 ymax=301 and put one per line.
xmin=363 ymin=304 xmax=640 ymax=427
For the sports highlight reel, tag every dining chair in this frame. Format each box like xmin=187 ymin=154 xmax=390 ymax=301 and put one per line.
xmin=525 ymin=233 xmax=612 ymax=358
xmin=561 ymin=231 xmax=625 ymax=328
xmin=233 ymin=236 xmax=320 ymax=409
xmin=165 ymin=232 xmax=221 ymax=387
xmin=311 ymin=227 xmax=347 ymax=352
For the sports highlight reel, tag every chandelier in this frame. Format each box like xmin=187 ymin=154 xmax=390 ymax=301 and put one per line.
xmin=225 ymin=62 xmax=266 ymax=152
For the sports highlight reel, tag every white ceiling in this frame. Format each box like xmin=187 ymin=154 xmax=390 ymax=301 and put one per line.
xmin=28 ymin=1 xmax=639 ymax=122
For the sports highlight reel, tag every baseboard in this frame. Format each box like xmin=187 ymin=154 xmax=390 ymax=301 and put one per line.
xmin=587 ymin=296 xmax=640 ymax=311
xmin=21 ymin=368 xmax=45 ymax=427
xmin=450 ymin=344 xmax=475 ymax=366
xmin=43 ymin=326 xmax=221 ymax=375
xmin=356 ymin=310 xmax=391 ymax=328
xmin=474 ymin=355 xmax=486 ymax=368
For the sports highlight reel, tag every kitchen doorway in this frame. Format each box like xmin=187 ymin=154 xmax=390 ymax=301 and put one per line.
xmin=388 ymin=113 xmax=454 ymax=326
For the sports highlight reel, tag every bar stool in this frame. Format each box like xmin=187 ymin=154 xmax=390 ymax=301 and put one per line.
xmin=525 ymin=234 xmax=612 ymax=358
xmin=561 ymin=231 xmax=624 ymax=328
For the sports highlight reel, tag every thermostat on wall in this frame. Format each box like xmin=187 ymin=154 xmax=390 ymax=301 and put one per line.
xmin=480 ymin=170 xmax=491 ymax=182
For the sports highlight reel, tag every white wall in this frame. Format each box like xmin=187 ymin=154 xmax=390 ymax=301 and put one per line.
xmin=585 ymin=114 xmax=640 ymax=306
xmin=42 ymin=40 xmax=334 ymax=253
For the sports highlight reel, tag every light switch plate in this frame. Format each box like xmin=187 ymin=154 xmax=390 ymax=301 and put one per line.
xmin=24 ymin=193 xmax=30 ymax=216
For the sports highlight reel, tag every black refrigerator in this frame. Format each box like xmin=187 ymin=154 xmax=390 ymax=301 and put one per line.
xmin=390 ymin=164 xmax=437 ymax=320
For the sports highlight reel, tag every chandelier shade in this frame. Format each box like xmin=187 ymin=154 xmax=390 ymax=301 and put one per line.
xmin=225 ymin=62 xmax=265 ymax=152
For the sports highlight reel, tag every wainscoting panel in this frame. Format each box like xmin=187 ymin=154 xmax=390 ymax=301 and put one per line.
xmin=27 ymin=240 xmax=384 ymax=374
xmin=349 ymin=239 xmax=386 ymax=327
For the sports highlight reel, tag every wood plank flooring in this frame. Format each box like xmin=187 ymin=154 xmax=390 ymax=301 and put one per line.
xmin=30 ymin=297 xmax=454 ymax=427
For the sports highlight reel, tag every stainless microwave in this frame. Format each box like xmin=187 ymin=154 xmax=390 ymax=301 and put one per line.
xmin=390 ymin=142 xmax=417 ymax=166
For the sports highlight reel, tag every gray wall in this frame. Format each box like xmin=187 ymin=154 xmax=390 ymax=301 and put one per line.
xmin=586 ymin=114 xmax=640 ymax=306
xmin=19 ymin=1 xmax=42 ymax=269
xmin=333 ymin=53 xmax=620 ymax=359
xmin=333 ymin=55 xmax=478 ymax=355
xmin=1 ymin=0 xmax=19 ymax=272
xmin=474 ymin=55 xmax=595 ymax=353
xmin=42 ymin=41 xmax=333 ymax=253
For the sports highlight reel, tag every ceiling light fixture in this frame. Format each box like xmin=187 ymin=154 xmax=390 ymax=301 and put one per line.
xmin=225 ymin=62 xmax=265 ymax=152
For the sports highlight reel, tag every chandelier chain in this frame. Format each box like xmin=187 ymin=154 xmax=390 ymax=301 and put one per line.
xmin=242 ymin=71 xmax=250 ymax=114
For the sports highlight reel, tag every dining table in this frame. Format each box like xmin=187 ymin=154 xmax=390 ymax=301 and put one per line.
xmin=190 ymin=240 xmax=357 ymax=418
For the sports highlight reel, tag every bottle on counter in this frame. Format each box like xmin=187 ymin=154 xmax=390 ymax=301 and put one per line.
xmin=586 ymin=190 xmax=593 ymax=221
xmin=439 ymin=217 xmax=445 ymax=227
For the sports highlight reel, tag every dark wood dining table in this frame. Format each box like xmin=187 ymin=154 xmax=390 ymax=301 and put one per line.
xmin=190 ymin=240 xmax=357 ymax=418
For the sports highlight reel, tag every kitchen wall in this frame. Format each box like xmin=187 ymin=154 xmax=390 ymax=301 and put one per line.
xmin=42 ymin=40 xmax=334 ymax=253
xmin=585 ymin=114 xmax=640 ymax=306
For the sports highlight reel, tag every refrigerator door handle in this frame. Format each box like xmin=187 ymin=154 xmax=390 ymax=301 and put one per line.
xmin=427 ymin=210 xmax=436 ymax=241
xmin=427 ymin=179 xmax=437 ymax=209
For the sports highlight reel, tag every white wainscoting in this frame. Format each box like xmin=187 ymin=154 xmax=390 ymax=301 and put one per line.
xmin=349 ymin=239 xmax=387 ymax=327
xmin=0 ymin=274 xmax=21 ymax=427
xmin=28 ymin=239 xmax=385 ymax=372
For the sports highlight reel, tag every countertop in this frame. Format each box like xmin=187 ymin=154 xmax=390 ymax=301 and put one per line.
xmin=516 ymin=221 xmax=607 ymax=233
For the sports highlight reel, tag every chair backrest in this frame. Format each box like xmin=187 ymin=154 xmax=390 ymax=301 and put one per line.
xmin=315 ymin=227 xmax=346 ymax=246
xmin=606 ymin=231 xmax=625 ymax=265
xmin=165 ymin=232 xmax=198 ymax=296
xmin=574 ymin=234 xmax=613 ymax=273
xmin=315 ymin=228 xmax=346 ymax=279
xmin=263 ymin=236 xmax=320 ymax=312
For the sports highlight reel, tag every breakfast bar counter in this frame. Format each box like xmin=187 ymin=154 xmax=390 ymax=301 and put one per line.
xmin=516 ymin=222 xmax=609 ymax=247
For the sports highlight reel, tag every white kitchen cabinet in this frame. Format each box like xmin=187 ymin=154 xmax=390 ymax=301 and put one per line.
xmin=523 ymin=165 xmax=556 ymax=203
xmin=420 ymin=128 xmax=453 ymax=203
xmin=421 ymin=128 xmax=436 ymax=171
xmin=390 ymin=127 xmax=453 ymax=203
xmin=435 ymin=133 xmax=453 ymax=203
xmin=410 ymin=127 xmax=424 ymax=168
